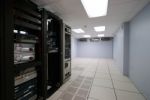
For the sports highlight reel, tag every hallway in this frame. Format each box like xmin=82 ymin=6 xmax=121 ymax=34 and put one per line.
xmin=47 ymin=59 xmax=146 ymax=100
xmin=1 ymin=0 xmax=150 ymax=100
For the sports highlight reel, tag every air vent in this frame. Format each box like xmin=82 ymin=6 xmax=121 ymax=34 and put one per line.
xmin=101 ymin=37 xmax=113 ymax=41
xmin=90 ymin=38 xmax=100 ymax=42
xmin=78 ymin=37 xmax=113 ymax=42
xmin=78 ymin=38 xmax=88 ymax=42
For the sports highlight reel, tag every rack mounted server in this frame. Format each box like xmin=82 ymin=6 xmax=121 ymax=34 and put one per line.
xmin=62 ymin=24 xmax=72 ymax=83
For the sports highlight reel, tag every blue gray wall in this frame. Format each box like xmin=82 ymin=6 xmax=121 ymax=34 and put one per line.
xmin=77 ymin=40 xmax=113 ymax=58
xmin=113 ymin=3 xmax=150 ymax=100
xmin=113 ymin=22 xmax=129 ymax=75
xmin=113 ymin=26 xmax=124 ymax=73
xmin=129 ymin=3 xmax=150 ymax=100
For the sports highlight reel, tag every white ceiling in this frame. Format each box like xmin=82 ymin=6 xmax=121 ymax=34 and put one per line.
xmin=32 ymin=0 xmax=149 ymax=38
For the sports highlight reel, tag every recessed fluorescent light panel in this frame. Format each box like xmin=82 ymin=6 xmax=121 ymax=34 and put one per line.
xmin=94 ymin=26 xmax=105 ymax=32
xmin=72 ymin=29 xmax=85 ymax=33
xmin=13 ymin=30 xmax=18 ymax=33
xmin=81 ymin=0 xmax=108 ymax=18
xmin=98 ymin=34 xmax=105 ymax=37
xmin=83 ymin=35 xmax=91 ymax=38
xmin=20 ymin=31 xmax=27 ymax=35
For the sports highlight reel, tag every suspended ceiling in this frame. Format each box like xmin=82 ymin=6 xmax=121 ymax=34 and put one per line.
xmin=32 ymin=0 xmax=149 ymax=38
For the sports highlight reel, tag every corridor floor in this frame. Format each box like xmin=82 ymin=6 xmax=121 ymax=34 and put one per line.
xmin=47 ymin=58 xmax=146 ymax=100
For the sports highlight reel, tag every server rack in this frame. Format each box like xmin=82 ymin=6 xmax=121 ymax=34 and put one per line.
xmin=13 ymin=0 xmax=47 ymax=99
xmin=1 ymin=0 xmax=72 ymax=99
xmin=1 ymin=0 xmax=47 ymax=99
xmin=61 ymin=24 xmax=72 ymax=83
xmin=43 ymin=10 xmax=63 ymax=97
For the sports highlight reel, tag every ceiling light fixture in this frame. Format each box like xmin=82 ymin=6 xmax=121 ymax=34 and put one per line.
xmin=94 ymin=26 xmax=106 ymax=32
xmin=98 ymin=34 xmax=105 ymax=37
xmin=83 ymin=35 xmax=91 ymax=38
xmin=20 ymin=31 xmax=27 ymax=35
xmin=13 ymin=30 xmax=18 ymax=33
xmin=81 ymin=0 xmax=108 ymax=18
xmin=72 ymin=29 xmax=85 ymax=33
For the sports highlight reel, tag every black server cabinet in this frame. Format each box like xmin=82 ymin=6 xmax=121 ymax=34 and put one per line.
xmin=0 ymin=0 xmax=14 ymax=100
xmin=1 ymin=0 xmax=47 ymax=100
xmin=43 ymin=10 xmax=63 ymax=97
xmin=13 ymin=0 xmax=47 ymax=99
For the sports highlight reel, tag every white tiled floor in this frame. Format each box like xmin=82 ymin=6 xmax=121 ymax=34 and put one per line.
xmin=47 ymin=58 xmax=146 ymax=100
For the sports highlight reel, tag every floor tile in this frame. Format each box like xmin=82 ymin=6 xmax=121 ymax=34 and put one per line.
xmin=89 ymin=86 xmax=116 ymax=100
xmin=76 ymin=89 xmax=89 ymax=97
xmin=58 ymin=92 xmax=74 ymax=100
xmin=73 ymin=96 xmax=86 ymax=100
xmin=116 ymin=90 xmax=146 ymax=100
xmin=73 ymin=79 xmax=83 ymax=84
xmin=80 ymin=83 xmax=91 ymax=90
xmin=66 ymin=86 xmax=78 ymax=94
xmin=81 ymin=72 xmax=95 ymax=78
xmin=111 ymin=74 xmax=130 ymax=82
xmin=113 ymin=81 xmax=139 ymax=93
xmin=83 ymin=79 xmax=93 ymax=86
xmin=87 ymin=98 xmax=98 ymax=100
xmin=93 ymin=78 xmax=113 ymax=88
xmin=69 ymin=74 xmax=79 ymax=82
xmin=85 ymin=77 xmax=94 ymax=81
xmin=47 ymin=91 xmax=62 ymax=100
xmin=70 ymin=81 xmax=82 ymax=88
xmin=59 ymin=81 xmax=71 ymax=91
xmin=97 ymin=70 xmax=109 ymax=74
xmin=95 ymin=73 xmax=111 ymax=80
xmin=110 ymin=69 xmax=122 ymax=75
